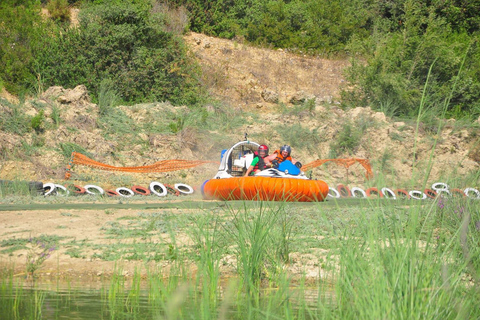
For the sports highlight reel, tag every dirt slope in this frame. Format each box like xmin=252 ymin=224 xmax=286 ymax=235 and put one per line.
xmin=184 ymin=32 xmax=348 ymax=109
xmin=0 ymin=32 xmax=479 ymax=191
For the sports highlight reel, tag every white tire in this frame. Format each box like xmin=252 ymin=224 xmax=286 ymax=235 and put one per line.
xmin=464 ymin=188 xmax=480 ymax=199
xmin=350 ymin=187 xmax=367 ymax=198
xmin=381 ymin=187 xmax=396 ymax=199
xmin=54 ymin=184 xmax=70 ymax=196
xmin=174 ymin=183 xmax=194 ymax=195
xmin=432 ymin=182 xmax=449 ymax=192
xmin=149 ymin=182 xmax=167 ymax=197
xmin=116 ymin=187 xmax=134 ymax=197
xmin=327 ymin=187 xmax=340 ymax=198
xmin=409 ymin=190 xmax=427 ymax=200
xmin=43 ymin=182 xmax=56 ymax=196
xmin=84 ymin=184 xmax=104 ymax=195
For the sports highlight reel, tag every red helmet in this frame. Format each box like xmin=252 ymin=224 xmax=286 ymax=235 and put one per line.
xmin=258 ymin=144 xmax=269 ymax=155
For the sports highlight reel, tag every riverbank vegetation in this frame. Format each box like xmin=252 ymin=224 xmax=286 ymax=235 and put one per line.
xmin=1 ymin=197 xmax=479 ymax=318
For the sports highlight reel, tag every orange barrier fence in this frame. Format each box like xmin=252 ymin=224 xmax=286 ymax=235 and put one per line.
xmin=302 ymin=158 xmax=373 ymax=179
xmin=65 ymin=152 xmax=219 ymax=180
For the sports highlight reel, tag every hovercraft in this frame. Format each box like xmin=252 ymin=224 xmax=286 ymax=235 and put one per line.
xmin=201 ymin=140 xmax=329 ymax=202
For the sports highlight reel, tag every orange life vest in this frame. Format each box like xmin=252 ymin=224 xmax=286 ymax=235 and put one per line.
xmin=273 ymin=149 xmax=292 ymax=164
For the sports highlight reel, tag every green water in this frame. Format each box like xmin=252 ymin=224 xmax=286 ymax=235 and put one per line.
xmin=1 ymin=283 xmax=326 ymax=320
xmin=2 ymin=287 xmax=153 ymax=319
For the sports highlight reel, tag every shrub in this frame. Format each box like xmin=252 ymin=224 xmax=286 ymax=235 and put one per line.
xmin=0 ymin=1 xmax=55 ymax=96
xmin=329 ymin=121 xmax=361 ymax=157
xmin=47 ymin=0 xmax=71 ymax=23
xmin=343 ymin=1 xmax=480 ymax=118
xmin=35 ymin=0 xmax=206 ymax=105
xmin=30 ymin=110 xmax=44 ymax=133
xmin=0 ymin=101 xmax=32 ymax=135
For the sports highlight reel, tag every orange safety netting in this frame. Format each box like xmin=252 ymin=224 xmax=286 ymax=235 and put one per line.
xmin=65 ymin=152 xmax=219 ymax=180
xmin=302 ymin=158 xmax=373 ymax=179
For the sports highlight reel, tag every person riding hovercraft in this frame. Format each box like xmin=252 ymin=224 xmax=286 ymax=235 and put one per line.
xmin=265 ymin=145 xmax=302 ymax=170
xmin=244 ymin=144 xmax=270 ymax=176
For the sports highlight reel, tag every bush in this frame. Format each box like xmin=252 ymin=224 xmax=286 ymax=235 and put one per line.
xmin=0 ymin=1 xmax=54 ymax=96
xmin=47 ymin=0 xmax=71 ymax=23
xmin=0 ymin=101 xmax=32 ymax=135
xmin=343 ymin=1 xmax=480 ymax=118
xmin=30 ymin=110 xmax=44 ymax=133
xmin=35 ymin=0 xmax=205 ymax=105
xmin=329 ymin=121 xmax=362 ymax=158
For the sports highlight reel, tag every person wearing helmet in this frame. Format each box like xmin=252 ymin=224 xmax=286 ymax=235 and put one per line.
xmin=244 ymin=144 xmax=270 ymax=176
xmin=265 ymin=144 xmax=302 ymax=169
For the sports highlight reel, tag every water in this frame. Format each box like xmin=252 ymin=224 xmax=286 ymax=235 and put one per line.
xmin=1 ymin=282 xmax=329 ymax=319
xmin=1 ymin=285 xmax=157 ymax=320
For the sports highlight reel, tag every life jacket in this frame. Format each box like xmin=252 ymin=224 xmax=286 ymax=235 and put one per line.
xmin=273 ymin=149 xmax=292 ymax=164
xmin=252 ymin=151 xmax=267 ymax=172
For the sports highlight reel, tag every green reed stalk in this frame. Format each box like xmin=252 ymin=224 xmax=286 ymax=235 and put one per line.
xmin=332 ymin=198 xmax=480 ymax=319
xmin=411 ymin=59 xmax=436 ymax=187
xmin=227 ymin=202 xmax=279 ymax=296
xmin=107 ymin=268 xmax=126 ymax=319
xmin=125 ymin=268 xmax=141 ymax=316
xmin=189 ymin=212 xmax=223 ymax=318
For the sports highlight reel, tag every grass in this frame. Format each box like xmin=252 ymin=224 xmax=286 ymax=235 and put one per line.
xmin=0 ymin=180 xmax=43 ymax=198
xmin=276 ymin=123 xmax=324 ymax=155
xmin=1 ymin=196 xmax=479 ymax=318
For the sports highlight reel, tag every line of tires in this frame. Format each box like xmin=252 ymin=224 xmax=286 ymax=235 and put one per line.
xmin=328 ymin=183 xmax=480 ymax=200
xmin=42 ymin=182 xmax=195 ymax=198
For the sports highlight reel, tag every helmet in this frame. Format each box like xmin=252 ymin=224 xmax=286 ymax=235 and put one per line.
xmin=258 ymin=144 xmax=269 ymax=155
xmin=280 ymin=145 xmax=291 ymax=156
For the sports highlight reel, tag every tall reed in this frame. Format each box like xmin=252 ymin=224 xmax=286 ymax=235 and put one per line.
xmin=331 ymin=198 xmax=480 ymax=319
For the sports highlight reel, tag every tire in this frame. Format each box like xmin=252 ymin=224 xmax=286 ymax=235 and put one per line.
xmin=395 ymin=189 xmax=410 ymax=199
xmin=43 ymin=182 xmax=56 ymax=196
xmin=131 ymin=185 xmax=151 ymax=196
xmin=424 ymin=188 xmax=437 ymax=199
xmin=28 ymin=181 xmax=44 ymax=193
xmin=432 ymin=182 xmax=449 ymax=192
xmin=174 ymin=183 xmax=194 ymax=195
xmin=327 ymin=187 xmax=340 ymax=198
xmin=54 ymin=184 xmax=70 ymax=196
xmin=381 ymin=187 xmax=396 ymax=199
xmin=73 ymin=185 xmax=86 ymax=194
xmin=464 ymin=188 xmax=480 ymax=199
xmin=149 ymin=182 xmax=167 ymax=197
xmin=366 ymin=187 xmax=383 ymax=198
xmin=164 ymin=184 xmax=180 ymax=196
xmin=336 ymin=184 xmax=351 ymax=198
xmin=451 ymin=188 xmax=466 ymax=198
xmin=409 ymin=190 xmax=427 ymax=200
xmin=84 ymin=184 xmax=105 ymax=196
xmin=105 ymin=189 xmax=119 ymax=197
xmin=350 ymin=187 xmax=367 ymax=198
xmin=116 ymin=187 xmax=134 ymax=197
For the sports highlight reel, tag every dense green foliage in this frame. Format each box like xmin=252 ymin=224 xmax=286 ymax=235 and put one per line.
xmin=36 ymin=0 xmax=204 ymax=105
xmin=1 ymin=0 xmax=480 ymax=117
xmin=344 ymin=1 xmax=480 ymax=118
xmin=169 ymin=0 xmax=480 ymax=117
xmin=0 ymin=0 xmax=53 ymax=95
xmin=1 ymin=0 xmax=204 ymax=105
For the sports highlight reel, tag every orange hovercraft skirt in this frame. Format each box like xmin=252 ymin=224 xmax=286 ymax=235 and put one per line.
xmin=202 ymin=177 xmax=329 ymax=202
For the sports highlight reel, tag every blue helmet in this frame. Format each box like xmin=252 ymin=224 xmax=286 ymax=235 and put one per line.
xmin=280 ymin=145 xmax=291 ymax=156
